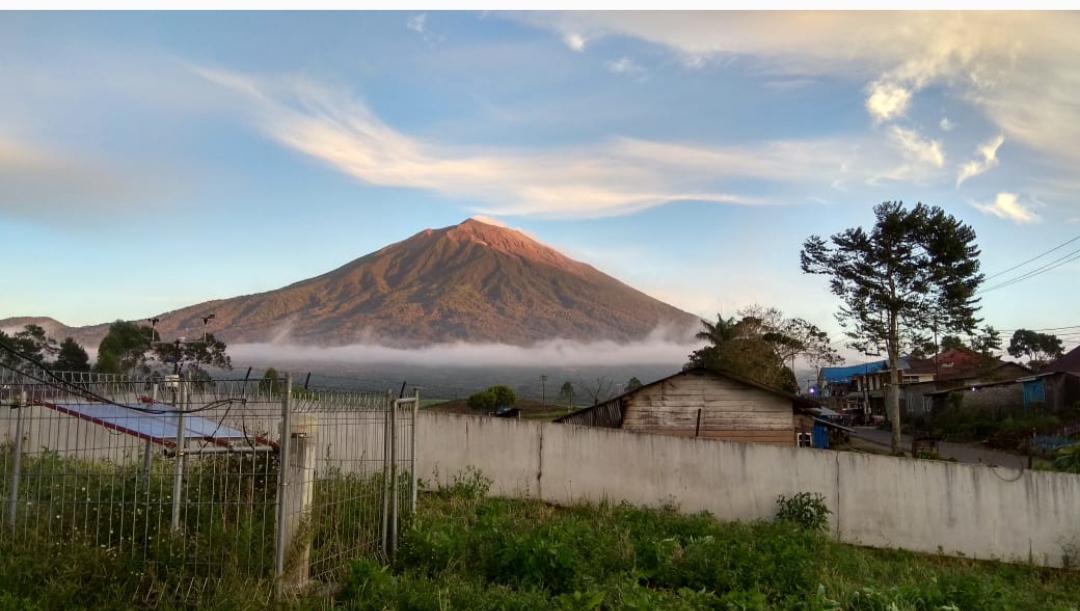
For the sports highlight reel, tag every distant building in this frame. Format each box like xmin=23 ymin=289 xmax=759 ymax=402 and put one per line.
xmin=554 ymin=368 xmax=818 ymax=447
xmin=819 ymin=348 xmax=1032 ymax=419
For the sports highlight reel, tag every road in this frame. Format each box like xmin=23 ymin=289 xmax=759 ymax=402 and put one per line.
xmin=848 ymin=427 xmax=1032 ymax=469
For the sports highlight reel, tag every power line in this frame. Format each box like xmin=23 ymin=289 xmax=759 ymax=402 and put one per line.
xmin=982 ymin=233 xmax=1080 ymax=282
xmin=977 ymin=247 xmax=1080 ymax=295
xmin=996 ymin=324 xmax=1080 ymax=334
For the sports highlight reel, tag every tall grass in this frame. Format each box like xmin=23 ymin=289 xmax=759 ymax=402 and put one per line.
xmin=337 ymin=472 xmax=1080 ymax=610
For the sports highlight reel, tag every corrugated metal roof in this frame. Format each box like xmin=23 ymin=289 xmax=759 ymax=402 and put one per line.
xmin=820 ymin=361 xmax=888 ymax=383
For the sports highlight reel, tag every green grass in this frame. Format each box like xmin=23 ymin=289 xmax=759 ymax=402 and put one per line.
xmin=335 ymin=473 xmax=1080 ymax=610
xmin=3 ymin=462 xmax=1078 ymax=610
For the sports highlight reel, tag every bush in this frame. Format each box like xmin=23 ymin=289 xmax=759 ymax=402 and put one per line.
xmin=489 ymin=385 xmax=516 ymax=408
xmin=468 ymin=385 xmax=517 ymax=411
xmin=468 ymin=390 xmax=497 ymax=411
xmin=775 ymin=492 xmax=831 ymax=532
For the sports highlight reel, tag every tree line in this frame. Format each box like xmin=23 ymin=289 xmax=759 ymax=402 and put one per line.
xmin=0 ymin=320 xmax=231 ymax=378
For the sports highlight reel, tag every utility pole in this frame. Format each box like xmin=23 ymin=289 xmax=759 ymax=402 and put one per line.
xmin=539 ymin=374 xmax=547 ymax=408
xmin=201 ymin=313 xmax=216 ymax=344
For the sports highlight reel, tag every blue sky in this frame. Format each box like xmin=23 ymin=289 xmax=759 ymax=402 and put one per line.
xmin=3 ymin=11 xmax=1080 ymax=356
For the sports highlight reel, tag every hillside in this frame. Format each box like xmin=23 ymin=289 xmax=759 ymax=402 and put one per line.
xmin=4 ymin=219 xmax=700 ymax=349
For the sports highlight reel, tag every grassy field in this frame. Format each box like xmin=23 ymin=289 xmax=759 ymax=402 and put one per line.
xmin=2 ymin=468 xmax=1078 ymax=610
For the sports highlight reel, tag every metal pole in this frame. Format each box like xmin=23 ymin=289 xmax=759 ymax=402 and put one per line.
xmin=410 ymin=388 xmax=419 ymax=514
xmin=144 ymin=383 xmax=158 ymax=474
xmin=379 ymin=391 xmax=392 ymax=558
xmin=274 ymin=373 xmax=293 ymax=598
xmin=170 ymin=375 xmax=187 ymax=533
xmin=7 ymin=390 xmax=26 ymax=528
xmin=389 ymin=396 xmax=400 ymax=560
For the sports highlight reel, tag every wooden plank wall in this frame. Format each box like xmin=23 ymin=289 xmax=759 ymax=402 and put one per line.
xmin=558 ymin=400 xmax=625 ymax=428
xmin=621 ymin=372 xmax=794 ymax=446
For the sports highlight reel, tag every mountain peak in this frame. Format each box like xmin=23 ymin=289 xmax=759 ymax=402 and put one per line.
xmin=39 ymin=220 xmax=700 ymax=348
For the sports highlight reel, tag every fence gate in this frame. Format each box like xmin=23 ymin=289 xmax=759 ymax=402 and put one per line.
xmin=0 ymin=368 xmax=416 ymax=601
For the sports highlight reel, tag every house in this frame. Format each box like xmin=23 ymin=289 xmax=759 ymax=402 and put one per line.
xmin=1016 ymin=345 xmax=1080 ymax=413
xmin=818 ymin=348 xmax=1033 ymax=421
xmin=920 ymin=345 xmax=1080 ymax=415
xmin=554 ymin=368 xmax=819 ymax=447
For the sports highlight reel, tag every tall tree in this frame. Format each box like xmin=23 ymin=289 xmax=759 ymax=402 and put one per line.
xmin=801 ymin=201 xmax=983 ymax=453
xmin=150 ymin=333 xmax=232 ymax=375
xmin=96 ymin=320 xmax=154 ymax=374
xmin=54 ymin=337 xmax=91 ymax=372
xmin=558 ymin=381 xmax=574 ymax=408
xmin=970 ymin=325 xmax=1002 ymax=358
xmin=260 ymin=367 xmax=282 ymax=396
xmin=736 ymin=304 xmax=843 ymax=371
xmin=688 ymin=307 xmax=839 ymax=394
xmin=688 ymin=316 xmax=797 ymax=393
xmin=939 ymin=335 xmax=965 ymax=351
xmin=0 ymin=325 xmax=59 ymax=372
xmin=1007 ymin=329 xmax=1064 ymax=369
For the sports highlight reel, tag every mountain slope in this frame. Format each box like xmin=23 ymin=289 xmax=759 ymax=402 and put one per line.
xmin=7 ymin=219 xmax=701 ymax=348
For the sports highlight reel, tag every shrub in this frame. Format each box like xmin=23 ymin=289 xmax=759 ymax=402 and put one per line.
xmin=468 ymin=390 xmax=497 ymax=411
xmin=489 ymin=385 xmax=517 ymax=408
xmin=775 ymin=492 xmax=831 ymax=533
xmin=468 ymin=385 xmax=517 ymax=411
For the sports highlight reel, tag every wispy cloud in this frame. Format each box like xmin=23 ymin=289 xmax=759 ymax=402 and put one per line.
xmin=509 ymin=12 xmax=1080 ymax=165
xmin=956 ymin=134 xmax=1004 ymax=187
xmin=0 ymin=137 xmax=150 ymax=224
xmin=877 ymin=126 xmax=944 ymax=182
xmin=974 ymin=192 xmax=1039 ymax=224
xmin=605 ymin=57 xmax=647 ymax=80
xmin=939 ymin=117 xmax=955 ymax=131
xmin=406 ymin=13 xmax=426 ymax=33
xmin=406 ymin=12 xmax=445 ymax=44
xmin=194 ymin=66 xmax=868 ymax=218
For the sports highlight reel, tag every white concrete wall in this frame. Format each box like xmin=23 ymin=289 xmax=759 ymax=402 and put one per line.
xmin=416 ymin=411 xmax=1080 ymax=568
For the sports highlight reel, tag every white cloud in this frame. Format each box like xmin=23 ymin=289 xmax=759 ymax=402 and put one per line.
xmin=866 ymin=80 xmax=912 ymax=122
xmin=406 ymin=13 xmax=426 ymax=33
xmin=468 ymin=215 xmax=507 ymax=227
xmin=228 ymin=330 xmax=701 ymax=368
xmin=939 ymin=117 xmax=955 ymax=131
xmin=881 ymin=126 xmax=944 ymax=182
xmin=974 ymin=192 xmax=1039 ymax=224
xmin=1068 ymin=217 xmax=1079 ymax=224
xmin=508 ymin=12 xmax=1080 ymax=164
xmin=956 ymin=134 xmax=1004 ymax=186
xmin=605 ymin=57 xmax=647 ymax=79
xmin=563 ymin=32 xmax=586 ymax=52
xmin=195 ymin=67 xmax=870 ymax=219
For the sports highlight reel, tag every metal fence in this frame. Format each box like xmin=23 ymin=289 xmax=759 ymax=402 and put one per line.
xmin=0 ymin=368 xmax=416 ymax=600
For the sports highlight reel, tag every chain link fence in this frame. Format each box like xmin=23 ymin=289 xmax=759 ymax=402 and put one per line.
xmin=0 ymin=368 xmax=415 ymax=600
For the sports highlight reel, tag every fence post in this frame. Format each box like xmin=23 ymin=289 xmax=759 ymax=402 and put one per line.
xmin=410 ymin=388 xmax=419 ymax=514
xmin=389 ymin=397 xmax=399 ymax=561
xmin=274 ymin=373 xmax=293 ymax=598
xmin=278 ymin=392 xmax=317 ymax=593
xmin=144 ymin=383 xmax=158 ymax=474
xmin=170 ymin=374 xmax=187 ymax=533
xmin=7 ymin=390 xmax=26 ymax=529
xmin=379 ymin=391 xmax=392 ymax=559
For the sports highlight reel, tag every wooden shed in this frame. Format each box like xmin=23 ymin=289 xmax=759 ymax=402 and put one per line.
xmin=555 ymin=368 xmax=817 ymax=447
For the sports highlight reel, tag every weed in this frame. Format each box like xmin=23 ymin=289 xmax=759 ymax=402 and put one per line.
xmin=775 ymin=492 xmax=831 ymax=532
